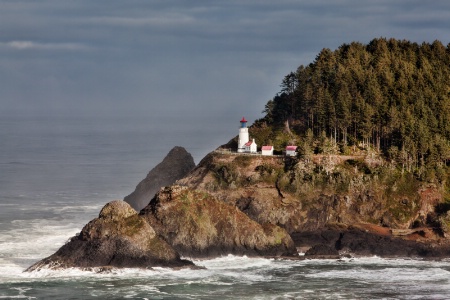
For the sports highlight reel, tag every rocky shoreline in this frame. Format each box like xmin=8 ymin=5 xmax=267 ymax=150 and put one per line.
xmin=27 ymin=147 xmax=450 ymax=272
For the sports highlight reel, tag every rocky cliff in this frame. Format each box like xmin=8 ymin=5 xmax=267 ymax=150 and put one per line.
xmin=178 ymin=151 xmax=450 ymax=257
xmin=124 ymin=146 xmax=195 ymax=211
xmin=141 ymin=185 xmax=296 ymax=258
xmin=26 ymin=200 xmax=194 ymax=271
xmin=28 ymin=147 xmax=450 ymax=271
xmin=28 ymin=184 xmax=295 ymax=271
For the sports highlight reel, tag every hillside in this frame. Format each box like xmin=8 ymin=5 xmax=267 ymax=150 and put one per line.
xmin=250 ymin=38 xmax=450 ymax=181
xmin=178 ymin=150 xmax=450 ymax=256
xmin=180 ymin=39 xmax=450 ymax=256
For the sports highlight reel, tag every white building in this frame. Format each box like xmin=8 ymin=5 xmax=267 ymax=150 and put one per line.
xmin=245 ymin=139 xmax=257 ymax=153
xmin=237 ymin=117 xmax=258 ymax=153
xmin=261 ymin=145 xmax=274 ymax=156
xmin=237 ymin=117 xmax=249 ymax=153
xmin=286 ymin=145 xmax=298 ymax=156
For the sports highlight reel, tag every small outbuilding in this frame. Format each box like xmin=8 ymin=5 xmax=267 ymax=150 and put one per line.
xmin=261 ymin=145 xmax=274 ymax=156
xmin=286 ymin=146 xmax=298 ymax=156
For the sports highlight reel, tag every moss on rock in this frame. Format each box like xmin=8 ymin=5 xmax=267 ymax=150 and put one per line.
xmin=141 ymin=186 xmax=296 ymax=258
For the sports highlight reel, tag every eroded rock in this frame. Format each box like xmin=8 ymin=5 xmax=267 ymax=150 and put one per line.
xmin=140 ymin=186 xmax=297 ymax=258
xmin=26 ymin=200 xmax=194 ymax=271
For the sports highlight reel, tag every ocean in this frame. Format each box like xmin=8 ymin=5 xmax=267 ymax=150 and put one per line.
xmin=1 ymin=115 xmax=450 ymax=299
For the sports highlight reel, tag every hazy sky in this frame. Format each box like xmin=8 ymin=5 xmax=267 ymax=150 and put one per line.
xmin=1 ymin=0 xmax=450 ymax=123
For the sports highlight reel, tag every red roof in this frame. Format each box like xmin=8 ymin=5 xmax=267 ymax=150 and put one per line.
xmin=240 ymin=117 xmax=247 ymax=123
xmin=262 ymin=146 xmax=273 ymax=150
xmin=286 ymin=146 xmax=297 ymax=151
xmin=245 ymin=140 xmax=253 ymax=146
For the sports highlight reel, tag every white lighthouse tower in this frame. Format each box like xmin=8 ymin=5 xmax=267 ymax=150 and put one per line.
xmin=237 ymin=117 xmax=249 ymax=153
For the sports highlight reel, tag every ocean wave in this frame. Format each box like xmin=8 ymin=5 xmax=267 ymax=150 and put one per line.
xmin=192 ymin=254 xmax=273 ymax=270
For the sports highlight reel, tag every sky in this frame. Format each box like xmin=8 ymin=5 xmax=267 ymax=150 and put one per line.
xmin=1 ymin=0 xmax=450 ymax=124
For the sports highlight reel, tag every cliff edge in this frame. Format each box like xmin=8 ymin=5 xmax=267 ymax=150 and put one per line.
xmin=178 ymin=151 xmax=450 ymax=258
xmin=27 ymin=185 xmax=296 ymax=271
xmin=141 ymin=185 xmax=296 ymax=258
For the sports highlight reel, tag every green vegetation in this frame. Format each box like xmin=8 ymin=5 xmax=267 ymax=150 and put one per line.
xmin=123 ymin=216 xmax=144 ymax=231
xmin=251 ymin=38 xmax=450 ymax=180
xmin=207 ymin=40 xmax=450 ymax=229
xmin=213 ymin=163 xmax=239 ymax=187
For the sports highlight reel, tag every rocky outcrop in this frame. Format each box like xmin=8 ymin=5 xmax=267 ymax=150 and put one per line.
xmin=124 ymin=146 xmax=195 ymax=211
xmin=26 ymin=201 xmax=194 ymax=271
xmin=27 ymin=148 xmax=450 ymax=270
xmin=294 ymin=224 xmax=450 ymax=258
xmin=140 ymin=185 xmax=297 ymax=258
xmin=304 ymin=244 xmax=339 ymax=256
xmin=178 ymin=152 xmax=450 ymax=258
xmin=27 ymin=187 xmax=297 ymax=271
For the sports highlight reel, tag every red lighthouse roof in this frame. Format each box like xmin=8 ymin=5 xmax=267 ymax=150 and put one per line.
xmin=240 ymin=117 xmax=247 ymax=123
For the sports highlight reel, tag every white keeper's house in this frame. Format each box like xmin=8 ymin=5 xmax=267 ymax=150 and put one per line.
xmin=244 ymin=139 xmax=257 ymax=153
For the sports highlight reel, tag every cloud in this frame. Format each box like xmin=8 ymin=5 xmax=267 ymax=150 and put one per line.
xmin=86 ymin=15 xmax=196 ymax=27
xmin=3 ymin=40 xmax=91 ymax=51
xmin=0 ymin=0 xmax=449 ymax=120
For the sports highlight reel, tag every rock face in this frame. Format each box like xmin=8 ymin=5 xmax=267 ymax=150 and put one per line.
xmin=27 ymin=187 xmax=297 ymax=271
xmin=304 ymin=244 xmax=339 ymax=256
xmin=292 ymin=224 xmax=450 ymax=258
xmin=28 ymin=148 xmax=450 ymax=270
xmin=125 ymin=146 xmax=195 ymax=211
xmin=26 ymin=201 xmax=193 ymax=271
xmin=140 ymin=185 xmax=297 ymax=258
xmin=178 ymin=152 xmax=450 ymax=258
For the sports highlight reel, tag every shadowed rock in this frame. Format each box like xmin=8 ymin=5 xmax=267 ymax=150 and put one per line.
xmin=26 ymin=200 xmax=194 ymax=271
xmin=291 ymin=224 xmax=450 ymax=258
xmin=124 ymin=146 xmax=195 ymax=211
xmin=305 ymin=244 xmax=339 ymax=256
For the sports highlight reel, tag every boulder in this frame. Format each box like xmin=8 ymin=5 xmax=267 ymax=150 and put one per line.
xmin=140 ymin=186 xmax=297 ymax=258
xmin=124 ymin=146 xmax=195 ymax=211
xmin=303 ymin=244 xmax=342 ymax=259
xmin=305 ymin=244 xmax=339 ymax=256
xmin=26 ymin=200 xmax=194 ymax=271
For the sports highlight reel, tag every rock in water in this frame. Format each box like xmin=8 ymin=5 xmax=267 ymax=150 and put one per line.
xmin=26 ymin=200 xmax=194 ymax=271
xmin=124 ymin=146 xmax=195 ymax=211
xmin=304 ymin=244 xmax=339 ymax=257
xmin=140 ymin=186 xmax=297 ymax=258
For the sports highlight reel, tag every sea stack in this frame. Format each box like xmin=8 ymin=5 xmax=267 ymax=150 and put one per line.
xmin=124 ymin=146 xmax=195 ymax=211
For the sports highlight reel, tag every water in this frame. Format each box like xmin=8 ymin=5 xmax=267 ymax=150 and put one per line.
xmin=1 ymin=115 xmax=450 ymax=299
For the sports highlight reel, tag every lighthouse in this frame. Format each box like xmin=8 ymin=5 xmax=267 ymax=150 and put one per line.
xmin=237 ymin=117 xmax=249 ymax=153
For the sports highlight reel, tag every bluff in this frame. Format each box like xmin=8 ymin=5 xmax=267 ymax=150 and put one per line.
xmin=26 ymin=200 xmax=194 ymax=271
xmin=178 ymin=151 xmax=450 ymax=257
xmin=27 ymin=181 xmax=295 ymax=271
xmin=141 ymin=185 xmax=296 ymax=258
xmin=124 ymin=146 xmax=195 ymax=211
xmin=172 ymin=38 xmax=450 ymax=257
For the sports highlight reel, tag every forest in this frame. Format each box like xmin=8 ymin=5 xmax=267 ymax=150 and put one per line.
xmin=251 ymin=38 xmax=450 ymax=180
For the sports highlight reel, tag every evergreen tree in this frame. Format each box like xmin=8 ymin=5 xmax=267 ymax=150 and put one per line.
xmin=257 ymin=38 xmax=450 ymax=174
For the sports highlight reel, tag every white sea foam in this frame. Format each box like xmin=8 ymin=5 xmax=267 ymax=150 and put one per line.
xmin=302 ymin=256 xmax=450 ymax=297
xmin=19 ymin=255 xmax=274 ymax=284
xmin=0 ymin=213 xmax=86 ymax=280
xmin=192 ymin=254 xmax=273 ymax=270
